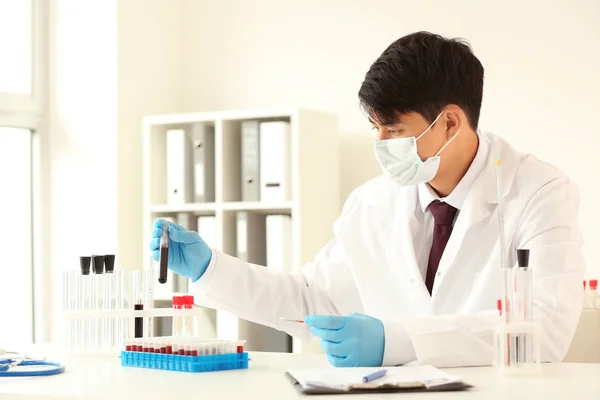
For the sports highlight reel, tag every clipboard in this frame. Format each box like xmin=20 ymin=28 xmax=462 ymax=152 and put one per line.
xmin=285 ymin=365 xmax=473 ymax=395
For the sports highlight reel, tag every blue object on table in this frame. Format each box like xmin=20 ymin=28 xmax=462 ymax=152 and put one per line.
xmin=120 ymin=351 xmax=249 ymax=373
xmin=362 ymin=369 xmax=388 ymax=383
xmin=0 ymin=358 xmax=65 ymax=377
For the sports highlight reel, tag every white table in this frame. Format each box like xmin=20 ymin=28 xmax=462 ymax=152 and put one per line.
xmin=0 ymin=351 xmax=599 ymax=399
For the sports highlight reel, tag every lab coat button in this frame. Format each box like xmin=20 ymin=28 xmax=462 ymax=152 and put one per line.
xmin=410 ymin=278 xmax=415 ymax=284
xmin=437 ymin=271 xmax=442 ymax=277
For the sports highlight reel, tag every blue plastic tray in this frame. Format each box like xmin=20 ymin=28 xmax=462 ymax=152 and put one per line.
xmin=120 ymin=351 xmax=249 ymax=373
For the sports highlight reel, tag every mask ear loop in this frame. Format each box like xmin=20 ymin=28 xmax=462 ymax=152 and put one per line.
xmin=416 ymin=111 xmax=445 ymax=141
xmin=435 ymin=128 xmax=461 ymax=157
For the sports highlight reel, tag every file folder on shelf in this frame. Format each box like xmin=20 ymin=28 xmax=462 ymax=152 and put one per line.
xmin=259 ymin=121 xmax=291 ymax=202
xmin=166 ymin=129 xmax=194 ymax=204
xmin=241 ymin=120 xmax=260 ymax=201
xmin=236 ymin=212 xmax=291 ymax=352
xmin=192 ymin=123 xmax=215 ymax=203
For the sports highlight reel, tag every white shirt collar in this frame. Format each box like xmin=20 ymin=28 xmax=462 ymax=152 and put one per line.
xmin=418 ymin=131 xmax=489 ymax=211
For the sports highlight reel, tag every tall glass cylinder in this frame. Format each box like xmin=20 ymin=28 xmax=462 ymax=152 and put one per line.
xmin=62 ymin=271 xmax=70 ymax=349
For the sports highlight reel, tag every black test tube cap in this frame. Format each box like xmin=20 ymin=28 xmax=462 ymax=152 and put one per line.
xmin=104 ymin=254 xmax=115 ymax=273
xmin=517 ymin=249 xmax=530 ymax=268
xmin=79 ymin=256 xmax=91 ymax=275
xmin=92 ymin=255 xmax=105 ymax=274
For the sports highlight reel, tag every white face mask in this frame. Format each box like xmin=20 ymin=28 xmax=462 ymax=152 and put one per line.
xmin=373 ymin=112 xmax=460 ymax=186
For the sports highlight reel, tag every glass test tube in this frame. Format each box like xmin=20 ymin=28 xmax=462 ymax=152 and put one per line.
xmin=62 ymin=271 xmax=70 ymax=349
xmin=92 ymin=255 xmax=105 ymax=352
xmin=145 ymin=266 xmax=154 ymax=337
xmin=516 ymin=249 xmax=532 ymax=365
xmin=133 ymin=270 xmax=144 ymax=338
xmin=104 ymin=255 xmax=115 ymax=350
xmin=118 ymin=270 xmax=128 ymax=344
xmin=172 ymin=296 xmax=183 ymax=336
xmin=79 ymin=256 xmax=92 ymax=352
xmin=158 ymin=223 xmax=169 ymax=284
xmin=70 ymin=271 xmax=79 ymax=350
xmin=182 ymin=295 xmax=194 ymax=336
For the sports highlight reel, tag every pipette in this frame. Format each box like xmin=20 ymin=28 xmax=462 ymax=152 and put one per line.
xmin=494 ymin=143 xmax=513 ymax=366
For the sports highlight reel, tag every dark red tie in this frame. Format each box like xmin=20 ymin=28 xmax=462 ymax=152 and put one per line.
xmin=426 ymin=200 xmax=458 ymax=294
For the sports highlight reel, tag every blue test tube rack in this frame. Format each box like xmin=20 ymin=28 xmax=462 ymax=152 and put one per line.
xmin=120 ymin=351 xmax=249 ymax=373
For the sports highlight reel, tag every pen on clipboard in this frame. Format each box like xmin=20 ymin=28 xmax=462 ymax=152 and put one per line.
xmin=362 ymin=369 xmax=387 ymax=383
xmin=278 ymin=317 xmax=305 ymax=323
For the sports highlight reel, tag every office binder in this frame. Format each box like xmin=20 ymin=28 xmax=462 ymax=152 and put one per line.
xmin=192 ymin=123 xmax=215 ymax=203
xmin=197 ymin=216 xmax=217 ymax=248
xmin=236 ymin=211 xmax=266 ymax=266
xmin=265 ymin=214 xmax=293 ymax=350
xmin=266 ymin=215 xmax=292 ymax=272
xmin=241 ymin=120 xmax=260 ymax=201
xmin=166 ymin=129 xmax=194 ymax=204
xmin=236 ymin=212 xmax=291 ymax=352
xmin=259 ymin=121 xmax=291 ymax=202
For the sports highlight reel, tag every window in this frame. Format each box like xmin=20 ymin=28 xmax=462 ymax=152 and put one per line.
xmin=0 ymin=0 xmax=32 ymax=95
xmin=0 ymin=0 xmax=46 ymax=347
xmin=0 ymin=128 xmax=33 ymax=347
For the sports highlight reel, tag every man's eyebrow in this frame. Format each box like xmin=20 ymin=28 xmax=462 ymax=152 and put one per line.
xmin=368 ymin=116 xmax=404 ymax=126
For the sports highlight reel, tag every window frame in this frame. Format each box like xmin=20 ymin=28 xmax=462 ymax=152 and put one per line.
xmin=0 ymin=0 xmax=49 ymax=344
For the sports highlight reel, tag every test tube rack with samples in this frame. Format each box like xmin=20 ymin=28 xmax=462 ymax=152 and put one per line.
xmin=61 ymin=256 xmax=156 ymax=354
xmin=120 ymin=337 xmax=249 ymax=373
xmin=493 ymin=249 xmax=542 ymax=376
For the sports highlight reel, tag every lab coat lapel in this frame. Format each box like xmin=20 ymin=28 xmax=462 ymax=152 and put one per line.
xmin=365 ymin=183 xmax=431 ymax=303
xmin=430 ymin=134 xmax=521 ymax=306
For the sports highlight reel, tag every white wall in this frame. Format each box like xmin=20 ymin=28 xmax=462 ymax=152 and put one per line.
xmin=45 ymin=0 xmax=183 ymax=342
xmin=117 ymin=0 xmax=184 ymax=271
xmin=48 ymin=0 xmax=118 ymax=341
xmin=180 ymin=0 xmax=600 ymax=276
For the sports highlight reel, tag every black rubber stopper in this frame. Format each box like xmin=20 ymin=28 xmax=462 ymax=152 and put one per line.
xmin=79 ymin=256 xmax=91 ymax=275
xmin=104 ymin=254 xmax=115 ymax=273
xmin=92 ymin=255 xmax=105 ymax=274
xmin=517 ymin=249 xmax=529 ymax=268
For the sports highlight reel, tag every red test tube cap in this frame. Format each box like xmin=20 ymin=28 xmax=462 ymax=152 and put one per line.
xmin=590 ymin=280 xmax=598 ymax=290
xmin=183 ymin=295 xmax=194 ymax=305
xmin=496 ymin=299 xmax=503 ymax=316
xmin=172 ymin=296 xmax=183 ymax=306
xmin=584 ymin=280 xmax=587 ymax=289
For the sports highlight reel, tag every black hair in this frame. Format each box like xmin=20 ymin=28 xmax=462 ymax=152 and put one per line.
xmin=358 ymin=31 xmax=484 ymax=130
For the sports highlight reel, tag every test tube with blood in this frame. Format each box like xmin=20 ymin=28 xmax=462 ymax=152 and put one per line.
xmin=158 ymin=223 xmax=169 ymax=284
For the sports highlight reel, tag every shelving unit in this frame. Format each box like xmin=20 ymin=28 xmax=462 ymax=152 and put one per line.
xmin=142 ymin=109 xmax=340 ymax=353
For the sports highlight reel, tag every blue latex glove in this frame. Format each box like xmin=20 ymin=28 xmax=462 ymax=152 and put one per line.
xmin=304 ymin=313 xmax=385 ymax=367
xmin=149 ymin=219 xmax=212 ymax=282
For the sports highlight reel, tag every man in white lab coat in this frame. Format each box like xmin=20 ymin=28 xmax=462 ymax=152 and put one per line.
xmin=150 ymin=31 xmax=584 ymax=368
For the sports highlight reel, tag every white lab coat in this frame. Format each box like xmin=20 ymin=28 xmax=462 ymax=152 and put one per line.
xmin=190 ymin=131 xmax=585 ymax=368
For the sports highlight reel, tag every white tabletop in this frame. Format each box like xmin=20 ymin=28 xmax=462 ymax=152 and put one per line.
xmin=0 ymin=350 xmax=599 ymax=399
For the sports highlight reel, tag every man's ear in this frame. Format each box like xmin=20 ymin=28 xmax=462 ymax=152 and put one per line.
xmin=442 ymin=105 xmax=463 ymax=139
